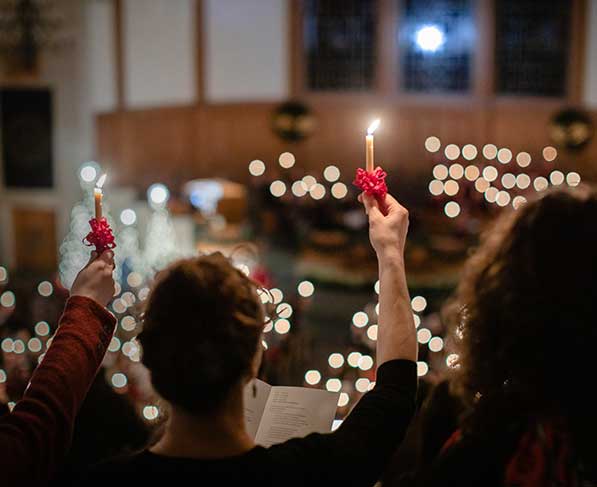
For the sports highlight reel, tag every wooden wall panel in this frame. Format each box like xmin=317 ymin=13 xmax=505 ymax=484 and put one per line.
xmin=95 ymin=101 xmax=597 ymax=190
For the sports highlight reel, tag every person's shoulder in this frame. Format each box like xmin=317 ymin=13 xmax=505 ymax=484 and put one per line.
xmin=88 ymin=450 xmax=149 ymax=474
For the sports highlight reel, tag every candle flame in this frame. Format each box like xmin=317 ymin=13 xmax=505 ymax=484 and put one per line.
xmin=96 ymin=174 xmax=107 ymax=189
xmin=367 ymin=119 xmax=380 ymax=135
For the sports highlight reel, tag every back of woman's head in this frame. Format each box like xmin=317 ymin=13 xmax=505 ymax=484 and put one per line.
xmin=447 ymin=185 xmax=597 ymax=427
xmin=139 ymin=252 xmax=264 ymax=414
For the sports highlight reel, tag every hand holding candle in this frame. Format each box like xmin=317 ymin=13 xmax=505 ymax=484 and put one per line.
xmin=84 ymin=173 xmax=116 ymax=254
xmin=354 ymin=119 xmax=388 ymax=214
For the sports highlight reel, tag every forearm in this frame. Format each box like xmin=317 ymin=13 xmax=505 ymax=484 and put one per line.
xmin=0 ymin=296 xmax=116 ymax=482
xmin=377 ymin=254 xmax=418 ymax=365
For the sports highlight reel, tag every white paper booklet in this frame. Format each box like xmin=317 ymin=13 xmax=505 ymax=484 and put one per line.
xmin=244 ymin=379 xmax=340 ymax=447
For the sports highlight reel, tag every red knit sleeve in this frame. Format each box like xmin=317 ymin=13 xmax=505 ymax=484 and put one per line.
xmin=0 ymin=295 xmax=116 ymax=483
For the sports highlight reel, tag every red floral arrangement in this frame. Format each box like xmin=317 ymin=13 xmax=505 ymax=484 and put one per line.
xmin=84 ymin=217 xmax=116 ymax=254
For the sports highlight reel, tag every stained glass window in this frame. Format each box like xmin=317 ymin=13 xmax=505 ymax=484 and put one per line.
xmin=304 ymin=0 xmax=377 ymax=91
xmin=495 ymin=0 xmax=571 ymax=97
xmin=400 ymin=0 xmax=474 ymax=93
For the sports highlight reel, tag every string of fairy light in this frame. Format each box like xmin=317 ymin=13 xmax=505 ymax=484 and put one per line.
xmin=424 ymin=136 xmax=582 ymax=218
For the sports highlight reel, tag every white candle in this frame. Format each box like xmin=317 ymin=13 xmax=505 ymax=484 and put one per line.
xmin=366 ymin=119 xmax=380 ymax=173
xmin=95 ymin=174 xmax=107 ymax=220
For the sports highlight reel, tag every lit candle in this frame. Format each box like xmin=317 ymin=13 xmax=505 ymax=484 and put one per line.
xmin=94 ymin=174 xmax=107 ymax=221
xmin=366 ymin=119 xmax=380 ymax=173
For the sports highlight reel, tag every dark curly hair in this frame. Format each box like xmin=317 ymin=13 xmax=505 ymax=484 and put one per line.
xmin=445 ymin=185 xmax=597 ymax=457
xmin=139 ymin=252 xmax=264 ymax=414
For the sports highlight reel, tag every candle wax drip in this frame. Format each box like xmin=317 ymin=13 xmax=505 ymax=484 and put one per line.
xmin=84 ymin=217 xmax=116 ymax=254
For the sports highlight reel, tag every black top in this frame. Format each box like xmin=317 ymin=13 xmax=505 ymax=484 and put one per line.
xmin=82 ymin=359 xmax=416 ymax=486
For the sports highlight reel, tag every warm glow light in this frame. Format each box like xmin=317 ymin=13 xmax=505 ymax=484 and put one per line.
xmin=270 ymin=288 xmax=284 ymax=304
xmin=326 ymin=378 xmax=342 ymax=392
xmin=533 ymin=176 xmax=549 ymax=192
xmin=355 ymin=378 xmax=371 ymax=392
xmin=279 ymin=152 xmax=296 ymax=168
xmin=516 ymin=152 xmax=532 ymax=168
xmin=445 ymin=144 xmax=460 ymax=161
xmin=566 ymin=172 xmax=581 ymax=186
xmin=305 ymin=370 xmax=321 ymax=385
xmin=496 ymin=190 xmax=511 ymax=207
xmin=347 ymin=352 xmax=362 ymax=368
xmin=27 ymin=338 xmax=42 ymax=353
xmin=417 ymin=361 xmax=429 ymax=377
xmin=413 ymin=314 xmax=421 ymax=328
xmin=543 ymin=146 xmax=558 ymax=162
xmin=501 ymin=173 xmax=516 ymax=189
xmin=310 ymin=183 xmax=326 ymax=200
xmin=338 ymin=393 xmax=350 ymax=407
xmin=1 ymin=338 xmax=14 ymax=353
xmin=0 ymin=291 xmax=15 ymax=308
xmin=415 ymin=25 xmax=445 ymax=52
xmin=358 ymin=355 xmax=374 ymax=371
xmin=444 ymin=201 xmax=461 ymax=218
xmin=291 ymin=180 xmax=307 ymax=197
xmin=484 ymin=187 xmax=498 ymax=203
xmin=328 ymin=353 xmax=345 ymax=369
xmin=143 ymin=405 xmax=159 ymax=421
xmin=0 ymin=266 xmax=7 ymax=283
xmin=464 ymin=165 xmax=480 ymax=181
xmin=411 ymin=296 xmax=427 ymax=313
xmin=297 ymin=280 xmax=315 ymax=298
xmin=433 ymin=164 xmax=449 ymax=180
xmin=516 ymin=174 xmax=531 ymax=190
xmin=274 ymin=319 xmax=291 ymax=334
xmin=249 ymin=159 xmax=266 ymax=176
xmin=549 ymin=170 xmax=565 ymax=186
xmin=127 ymin=272 xmax=142 ymax=288
xmin=444 ymin=180 xmax=459 ymax=196
xmin=425 ymin=136 xmax=441 ymax=153
xmin=462 ymin=144 xmax=478 ymax=160
xmin=352 ymin=311 xmax=369 ymax=328
xmin=512 ymin=195 xmax=527 ymax=210
xmin=482 ymin=144 xmax=498 ymax=160
xmin=428 ymin=336 xmax=444 ymax=352
xmin=108 ymin=337 xmax=121 ymax=353
xmin=270 ymin=180 xmax=287 ymax=197
xmin=417 ymin=328 xmax=432 ymax=344
xmin=482 ymin=166 xmax=498 ymax=182
xmin=331 ymin=182 xmax=347 ymax=199
xmin=37 ymin=281 xmax=53 ymax=297
xmin=449 ymin=164 xmax=464 ymax=180
xmin=120 ymin=316 xmax=136 ymax=331
xmin=302 ymin=175 xmax=317 ymax=190
xmin=111 ymin=373 xmax=127 ymax=388
xmin=35 ymin=321 xmax=50 ymax=336
xmin=367 ymin=119 xmax=380 ymax=135
xmin=367 ymin=325 xmax=378 ymax=341
xmin=323 ymin=165 xmax=340 ymax=182
xmin=475 ymin=178 xmax=490 ymax=193
xmin=374 ymin=280 xmax=380 ymax=294
xmin=446 ymin=353 xmax=460 ymax=368
xmin=497 ymin=148 xmax=512 ymax=164
xmin=277 ymin=303 xmax=293 ymax=319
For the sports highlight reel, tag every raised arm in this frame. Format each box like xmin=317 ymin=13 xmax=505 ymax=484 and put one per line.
xmin=266 ymin=193 xmax=418 ymax=486
xmin=363 ymin=192 xmax=417 ymax=365
xmin=0 ymin=252 xmax=116 ymax=483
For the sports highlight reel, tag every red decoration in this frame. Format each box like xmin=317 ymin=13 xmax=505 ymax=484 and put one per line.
xmin=353 ymin=167 xmax=388 ymax=213
xmin=84 ymin=218 xmax=116 ymax=254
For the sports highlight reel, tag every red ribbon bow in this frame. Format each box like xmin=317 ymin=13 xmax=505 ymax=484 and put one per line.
xmin=353 ymin=167 xmax=389 ymax=215
xmin=84 ymin=217 xmax=116 ymax=254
